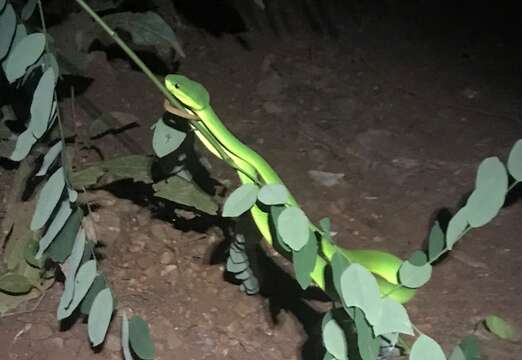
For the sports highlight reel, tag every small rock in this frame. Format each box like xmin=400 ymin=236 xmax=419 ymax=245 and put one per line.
xmin=161 ymin=264 xmax=177 ymax=276
xmin=160 ymin=251 xmax=174 ymax=265
xmin=308 ymin=170 xmax=345 ymax=187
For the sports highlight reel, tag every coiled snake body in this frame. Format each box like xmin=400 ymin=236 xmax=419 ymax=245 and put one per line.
xmin=165 ymin=74 xmax=415 ymax=304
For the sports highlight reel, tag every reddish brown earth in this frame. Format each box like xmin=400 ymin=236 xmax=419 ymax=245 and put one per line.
xmin=1 ymin=3 xmax=521 ymax=360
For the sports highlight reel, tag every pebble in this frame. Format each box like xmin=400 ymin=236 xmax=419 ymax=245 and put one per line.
xmin=160 ymin=251 xmax=174 ymax=265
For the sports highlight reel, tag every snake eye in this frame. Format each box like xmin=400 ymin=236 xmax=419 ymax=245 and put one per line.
xmin=174 ymin=83 xmax=180 ymax=89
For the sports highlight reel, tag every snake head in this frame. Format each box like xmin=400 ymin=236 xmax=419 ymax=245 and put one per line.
xmin=165 ymin=74 xmax=210 ymax=111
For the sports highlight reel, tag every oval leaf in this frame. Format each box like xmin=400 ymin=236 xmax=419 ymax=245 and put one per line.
xmin=474 ymin=157 xmax=507 ymax=190
xmin=353 ymin=308 xmax=380 ymax=360
xmin=36 ymin=200 xmax=72 ymax=258
xmin=428 ymin=221 xmax=445 ymax=261
xmin=292 ymin=231 xmax=318 ymax=289
xmin=0 ymin=273 xmax=32 ymax=294
xmin=484 ymin=315 xmax=516 ymax=340
xmin=398 ymin=260 xmax=432 ymax=288
xmin=122 ymin=313 xmax=133 ymax=360
xmin=31 ymin=167 xmax=66 ymax=231
xmin=0 ymin=4 xmax=16 ymax=60
xmin=373 ymin=298 xmax=413 ymax=336
xmin=36 ymin=141 xmax=63 ymax=176
xmin=9 ymin=128 xmax=38 ymax=162
xmin=446 ymin=207 xmax=469 ymax=250
xmin=21 ymin=0 xmax=38 ymax=20
xmin=88 ymin=288 xmax=114 ymax=346
xmin=152 ymin=118 xmax=186 ymax=158
xmin=5 ymin=32 xmax=46 ymax=83
xmin=277 ymin=206 xmax=309 ymax=251
xmin=410 ymin=335 xmax=446 ymax=360
xmin=507 ymin=139 xmax=522 ymax=181
xmin=222 ymin=184 xmax=259 ymax=217
xmin=129 ymin=315 xmax=155 ymax=360
xmin=57 ymin=260 xmax=96 ymax=320
xmin=28 ymin=67 xmax=56 ymax=138
xmin=340 ymin=263 xmax=382 ymax=326
xmin=58 ymin=229 xmax=86 ymax=310
xmin=258 ymin=184 xmax=289 ymax=205
xmin=322 ymin=311 xmax=348 ymax=360
xmin=102 ymin=11 xmax=185 ymax=57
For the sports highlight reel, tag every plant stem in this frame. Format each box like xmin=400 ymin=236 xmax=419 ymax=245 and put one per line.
xmin=74 ymin=0 xmax=251 ymax=179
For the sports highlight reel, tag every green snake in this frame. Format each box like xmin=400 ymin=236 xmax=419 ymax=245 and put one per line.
xmin=165 ymin=74 xmax=415 ymax=304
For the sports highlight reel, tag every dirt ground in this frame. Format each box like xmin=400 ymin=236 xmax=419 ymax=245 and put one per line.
xmin=1 ymin=1 xmax=521 ymax=359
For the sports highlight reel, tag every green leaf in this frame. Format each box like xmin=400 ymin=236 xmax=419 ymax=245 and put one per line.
xmin=57 ymin=260 xmax=97 ymax=320
xmin=507 ymin=139 xmax=522 ymax=181
xmin=457 ymin=335 xmax=481 ymax=360
xmin=222 ymin=184 xmax=259 ymax=217
xmin=70 ymin=165 xmax=105 ymax=188
xmin=88 ymin=288 xmax=114 ymax=346
xmin=292 ymin=231 xmax=318 ymax=289
xmin=269 ymin=205 xmax=291 ymax=252
xmin=408 ymin=250 xmax=428 ymax=266
xmin=446 ymin=207 xmax=469 ymax=250
xmin=47 ymin=207 xmax=83 ymax=263
xmin=24 ymin=239 xmax=46 ymax=269
xmin=373 ymin=298 xmax=413 ymax=336
xmin=28 ymin=67 xmax=56 ymax=138
xmin=129 ymin=315 xmax=155 ymax=360
xmin=353 ymin=308 xmax=380 ymax=360
xmin=277 ymin=207 xmax=309 ymax=251
xmin=122 ymin=312 xmax=133 ymax=360
xmin=464 ymin=157 xmax=507 ymax=228
xmin=449 ymin=346 xmax=466 ymax=360
xmin=322 ymin=311 xmax=348 ymax=360
xmin=428 ymin=221 xmax=445 ymax=261
xmin=410 ymin=335 xmax=446 ymax=360
xmin=4 ymin=33 xmax=46 ymax=83
xmin=257 ymin=184 xmax=288 ymax=205
xmin=36 ymin=141 xmax=63 ymax=176
xmin=102 ymin=11 xmax=185 ymax=58
xmin=340 ymin=263 xmax=382 ymax=326
xmin=1 ymin=0 xmax=6 ymax=12
xmin=30 ymin=167 xmax=65 ymax=231
xmin=226 ymin=256 xmax=249 ymax=273
xmin=398 ymin=259 xmax=432 ymax=288
xmin=21 ymin=0 xmax=38 ymax=21
xmin=43 ymin=52 xmax=60 ymax=78
xmin=331 ymin=252 xmax=351 ymax=296
xmin=319 ymin=217 xmax=333 ymax=242
xmin=0 ymin=4 xmax=16 ymax=60
xmin=36 ymin=200 xmax=72 ymax=259
xmin=484 ymin=315 xmax=516 ymax=340
xmin=71 ymin=155 xmax=154 ymax=187
xmin=152 ymin=118 xmax=186 ymax=158
xmin=153 ymin=175 xmax=218 ymax=215
xmin=9 ymin=128 xmax=38 ymax=162
xmin=80 ymin=274 xmax=107 ymax=315
xmin=0 ymin=273 xmax=32 ymax=294
xmin=58 ymin=229 xmax=86 ymax=311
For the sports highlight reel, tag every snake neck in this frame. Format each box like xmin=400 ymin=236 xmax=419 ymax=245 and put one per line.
xmin=195 ymin=106 xmax=298 ymax=205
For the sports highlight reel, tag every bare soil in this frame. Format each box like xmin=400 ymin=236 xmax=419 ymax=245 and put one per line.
xmin=1 ymin=2 xmax=521 ymax=360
